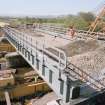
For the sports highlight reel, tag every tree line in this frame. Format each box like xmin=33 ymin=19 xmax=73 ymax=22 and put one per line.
xmin=9 ymin=12 xmax=96 ymax=30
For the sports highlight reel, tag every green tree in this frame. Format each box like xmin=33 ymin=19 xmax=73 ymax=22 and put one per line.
xmin=78 ymin=12 xmax=95 ymax=23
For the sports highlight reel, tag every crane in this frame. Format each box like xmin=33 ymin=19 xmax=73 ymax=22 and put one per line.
xmin=88 ymin=3 xmax=105 ymax=33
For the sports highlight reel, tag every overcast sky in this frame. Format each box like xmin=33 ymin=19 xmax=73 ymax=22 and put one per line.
xmin=0 ymin=0 xmax=104 ymax=16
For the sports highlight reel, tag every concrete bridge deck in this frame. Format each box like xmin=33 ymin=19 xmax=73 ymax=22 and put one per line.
xmin=2 ymin=24 xmax=105 ymax=104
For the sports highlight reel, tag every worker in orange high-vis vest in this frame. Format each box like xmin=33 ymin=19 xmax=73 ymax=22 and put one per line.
xmin=68 ymin=26 xmax=76 ymax=38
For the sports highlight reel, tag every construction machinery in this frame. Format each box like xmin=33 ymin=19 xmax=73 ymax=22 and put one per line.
xmin=88 ymin=3 xmax=105 ymax=33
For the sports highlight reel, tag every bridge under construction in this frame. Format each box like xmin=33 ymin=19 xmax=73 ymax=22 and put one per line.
xmin=0 ymin=22 xmax=105 ymax=105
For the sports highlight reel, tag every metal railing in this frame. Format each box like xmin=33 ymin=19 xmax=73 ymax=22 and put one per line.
xmin=34 ymin=23 xmax=105 ymax=40
xmin=3 ymin=26 xmax=67 ymax=70
xmin=65 ymin=62 xmax=105 ymax=90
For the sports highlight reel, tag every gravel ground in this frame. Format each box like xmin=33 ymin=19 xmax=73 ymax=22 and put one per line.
xmin=68 ymin=45 xmax=105 ymax=80
xmin=60 ymin=39 xmax=100 ymax=57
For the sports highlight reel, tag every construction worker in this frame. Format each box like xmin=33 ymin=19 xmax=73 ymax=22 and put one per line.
xmin=67 ymin=26 xmax=76 ymax=38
